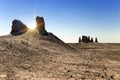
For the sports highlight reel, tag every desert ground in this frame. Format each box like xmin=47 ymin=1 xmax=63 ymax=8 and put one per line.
xmin=0 ymin=30 xmax=120 ymax=80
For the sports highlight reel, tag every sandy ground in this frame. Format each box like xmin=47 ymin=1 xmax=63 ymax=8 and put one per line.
xmin=0 ymin=30 xmax=120 ymax=80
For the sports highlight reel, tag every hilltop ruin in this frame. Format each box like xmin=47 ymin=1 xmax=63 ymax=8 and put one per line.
xmin=79 ymin=36 xmax=98 ymax=43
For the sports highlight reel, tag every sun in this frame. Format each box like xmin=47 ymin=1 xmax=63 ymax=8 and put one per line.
xmin=27 ymin=20 xmax=36 ymax=30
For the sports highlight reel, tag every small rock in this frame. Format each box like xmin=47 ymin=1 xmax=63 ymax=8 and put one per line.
xmin=67 ymin=70 xmax=71 ymax=72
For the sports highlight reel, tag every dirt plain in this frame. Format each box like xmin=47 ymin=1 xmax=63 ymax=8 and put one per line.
xmin=0 ymin=30 xmax=120 ymax=80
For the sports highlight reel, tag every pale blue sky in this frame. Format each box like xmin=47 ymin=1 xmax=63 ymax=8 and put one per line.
xmin=0 ymin=0 xmax=120 ymax=43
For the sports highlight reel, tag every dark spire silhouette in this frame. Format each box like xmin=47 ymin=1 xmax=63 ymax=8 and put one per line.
xmin=95 ymin=37 xmax=98 ymax=43
xmin=78 ymin=37 xmax=81 ymax=43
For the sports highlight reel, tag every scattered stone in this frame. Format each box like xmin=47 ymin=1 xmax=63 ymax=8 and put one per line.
xmin=101 ymin=75 xmax=104 ymax=78
xmin=110 ymin=75 xmax=114 ymax=79
xmin=67 ymin=70 xmax=71 ymax=72
xmin=81 ymin=77 xmax=86 ymax=80
xmin=10 ymin=19 xmax=29 ymax=35
xmin=70 ymin=75 xmax=73 ymax=78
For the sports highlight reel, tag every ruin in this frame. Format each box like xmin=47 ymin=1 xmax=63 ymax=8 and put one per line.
xmin=79 ymin=35 xmax=98 ymax=43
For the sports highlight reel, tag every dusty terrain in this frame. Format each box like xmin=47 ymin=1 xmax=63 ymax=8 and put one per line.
xmin=0 ymin=30 xmax=120 ymax=80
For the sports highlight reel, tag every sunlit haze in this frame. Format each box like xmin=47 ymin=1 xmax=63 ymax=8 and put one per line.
xmin=0 ymin=0 xmax=120 ymax=43
xmin=26 ymin=20 xmax=36 ymax=30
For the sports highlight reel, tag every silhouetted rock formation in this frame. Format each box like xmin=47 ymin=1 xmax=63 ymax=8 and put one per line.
xmin=78 ymin=37 xmax=81 ymax=43
xmin=87 ymin=36 xmax=91 ymax=42
xmin=90 ymin=37 xmax=93 ymax=43
xmin=95 ymin=37 xmax=98 ymax=43
xmin=36 ymin=16 xmax=48 ymax=36
xmin=79 ymin=36 xmax=98 ymax=43
xmin=82 ymin=36 xmax=88 ymax=43
xmin=10 ymin=20 xmax=29 ymax=35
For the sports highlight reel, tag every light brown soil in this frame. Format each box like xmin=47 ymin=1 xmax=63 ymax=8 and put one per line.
xmin=0 ymin=30 xmax=120 ymax=80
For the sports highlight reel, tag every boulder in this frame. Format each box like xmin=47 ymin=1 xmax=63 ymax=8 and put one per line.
xmin=36 ymin=16 xmax=48 ymax=36
xmin=10 ymin=19 xmax=29 ymax=35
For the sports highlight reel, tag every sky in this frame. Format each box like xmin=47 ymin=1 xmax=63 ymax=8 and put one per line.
xmin=0 ymin=0 xmax=120 ymax=43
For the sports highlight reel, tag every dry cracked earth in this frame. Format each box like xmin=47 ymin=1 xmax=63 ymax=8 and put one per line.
xmin=0 ymin=30 xmax=120 ymax=80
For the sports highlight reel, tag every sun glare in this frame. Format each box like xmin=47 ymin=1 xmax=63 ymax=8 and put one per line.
xmin=27 ymin=21 xmax=36 ymax=30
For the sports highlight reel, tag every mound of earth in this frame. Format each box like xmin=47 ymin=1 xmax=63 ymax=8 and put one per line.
xmin=0 ymin=30 xmax=120 ymax=80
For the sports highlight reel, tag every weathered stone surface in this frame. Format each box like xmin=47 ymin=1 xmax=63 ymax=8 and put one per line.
xmin=10 ymin=19 xmax=28 ymax=35
xmin=36 ymin=16 xmax=48 ymax=36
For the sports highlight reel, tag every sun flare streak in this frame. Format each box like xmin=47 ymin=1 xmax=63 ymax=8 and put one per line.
xmin=27 ymin=20 xmax=36 ymax=30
